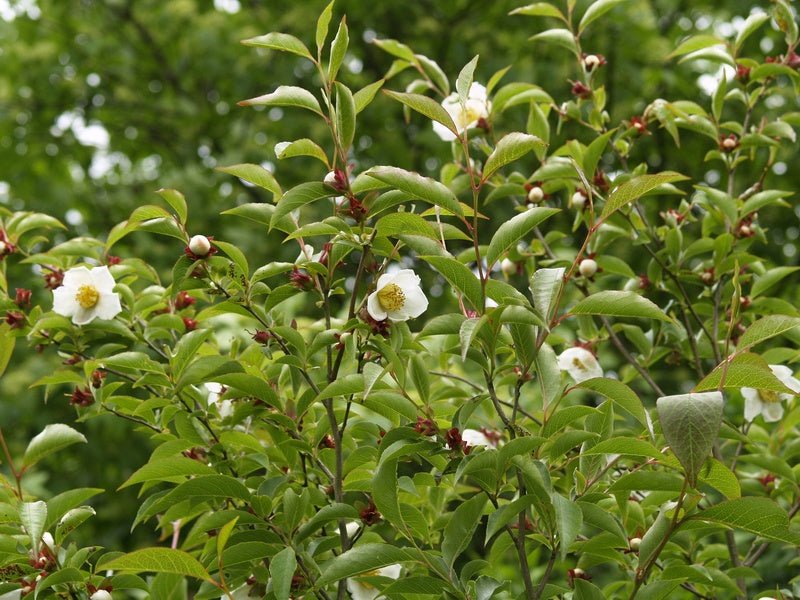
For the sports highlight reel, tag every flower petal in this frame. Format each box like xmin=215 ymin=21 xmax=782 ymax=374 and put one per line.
xmin=346 ymin=580 xmax=379 ymax=600
xmin=367 ymin=292 xmax=388 ymax=321
xmin=391 ymin=269 xmax=421 ymax=288
xmin=742 ymin=388 xmax=761 ymax=422
xmin=89 ymin=266 xmax=116 ymax=292
xmin=462 ymin=429 xmax=492 ymax=448
xmin=432 ymin=120 xmax=457 ymax=141
xmin=399 ymin=285 xmax=428 ymax=319
xmin=378 ymin=564 xmax=402 ymax=579
xmin=94 ymin=292 xmax=122 ymax=320
xmin=62 ymin=266 xmax=93 ymax=289
xmin=468 ymin=82 xmax=487 ymax=102
xmin=72 ymin=306 xmax=97 ymax=326
xmin=557 ymin=347 xmax=603 ymax=383
xmin=375 ymin=272 xmax=396 ymax=291
xmin=762 ymin=401 xmax=784 ymax=423
xmin=52 ymin=286 xmax=79 ymax=317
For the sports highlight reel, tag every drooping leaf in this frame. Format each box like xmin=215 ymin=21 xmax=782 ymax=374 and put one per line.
xmin=216 ymin=164 xmax=282 ymax=200
xmin=578 ymin=0 xmax=630 ymax=32
xmin=737 ymin=315 xmax=800 ymax=350
xmin=419 ymin=255 xmax=483 ymax=310
xmin=695 ymin=352 xmax=797 ymax=393
xmin=238 ymin=86 xmax=323 ymax=116
xmin=656 ymin=391 xmax=723 ymax=486
xmin=316 ymin=544 xmax=416 ymax=586
xmin=441 ymin=493 xmax=487 ymax=568
xmin=383 ymin=90 xmax=458 ymax=138
xmin=22 ymin=424 xmax=87 ymax=469
xmin=270 ymin=547 xmax=297 ymax=600
xmin=552 ymin=493 xmax=582 ymax=558
xmin=688 ymin=497 xmax=800 ymax=545
xmin=365 ymin=166 xmax=463 ymax=217
xmin=575 ymin=378 xmax=648 ymax=429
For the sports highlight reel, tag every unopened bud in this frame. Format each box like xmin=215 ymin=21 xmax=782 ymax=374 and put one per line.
xmin=579 ymin=258 xmax=598 ymax=278
xmin=527 ymin=186 xmax=545 ymax=204
xmin=501 ymin=258 xmax=518 ymax=278
xmin=188 ymin=235 xmax=211 ymax=257
xmin=90 ymin=591 xmax=113 ymax=600
xmin=629 ymin=537 xmax=642 ymax=551
xmin=584 ymin=54 xmax=600 ymax=70
xmin=323 ymin=171 xmax=338 ymax=187
xmin=570 ymin=191 xmax=587 ymax=210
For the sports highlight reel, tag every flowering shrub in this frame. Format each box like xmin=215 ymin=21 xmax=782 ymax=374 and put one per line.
xmin=2 ymin=1 xmax=800 ymax=599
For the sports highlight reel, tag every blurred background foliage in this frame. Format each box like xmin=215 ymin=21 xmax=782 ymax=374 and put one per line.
xmin=1 ymin=0 xmax=798 ymax=551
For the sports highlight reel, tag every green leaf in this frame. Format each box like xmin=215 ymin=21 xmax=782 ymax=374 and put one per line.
xmin=354 ymin=79 xmax=385 ymax=114
xmin=738 ymin=315 xmax=800 ymax=350
xmin=239 ymin=86 xmax=323 ymax=116
xmin=372 ymin=459 xmax=402 ymax=526
xmin=97 ymin=548 xmax=213 ymax=582
xmin=656 ymin=391 xmax=723 ymax=486
xmin=335 ymin=82 xmax=356 ymax=151
xmin=552 ymin=493 xmax=582 ymax=558
xmin=376 ymin=212 xmax=437 ymax=239
xmin=579 ymin=0 xmax=630 ymax=32
xmin=441 ymin=493 xmax=487 ymax=568
xmin=35 ymin=567 xmax=84 ymax=597
xmin=241 ymin=32 xmax=314 ymax=60
xmin=119 ymin=457 xmax=215 ymax=489
xmin=372 ymin=38 xmax=417 ymax=62
xmin=382 ymin=91 xmax=458 ymax=138
xmin=485 ymin=496 xmax=536 ymax=543
xmin=271 ymin=182 xmax=334 ymax=227
xmin=575 ymin=378 xmax=648 ymax=429
xmin=668 ymin=34 xmax=725 ymax=58
xmin=20 ymin=501 xmax=47 ymax=554
xmin=735 ymin=13 xmax=770 ymax=53
xmin=510 ymin=3 xmax=565 ymax=19
xmin=365 ymin=166 xmax=463 ymax=217
xmin=486 ymin=206 xmax=559 ymax=267
xmin=316 ymin=543 xmax=416 ymax=586
xmin=296 ymin=503 xmax=360 ymax=543
xmin=271 ymin=547 xmax=297 ymax=600
xmin=274 ymin=139 xmax=329 ymax=165
xmin=698 ymin=458 xmax=740 ymax=500
xmin=695 ymin=352 xmax=796 ymax=393
xmin=600 ymin=172 xmax=688 ymax=220
xmin=573 ymin=579 xmax=606 ymax=600
xmin=530 ymin=267 xmax=564 ymax=324
xmin=569 ymin=291 xmax=671 ymax=322
xmin=0 ymin=329 xmax=14 ymax=378
xmin=580 ymin=437 xmax=662 ymax=459
xmin=316 ymin=1 xmax=335 ymax=54
xmin=529 ymin=29 xmax=579 ymax=57
xmin=22 ymin=424 xmax=87 ymax=469
xmin=482 ymin=132 xmax=546 ymax=182
xmin=155 ymin=189 xmax=188 ymax=224
xmin=751 ymin=266 xmax=800 ymax=298
xmin=328 ymin=17 xmax=349 ymax=80
xmin=216 ymin=163 xmax=282 ymax=200
xmin=456 ymin=55 xmax=479 ymax=103
xmin=689 ymin=497 xmax=800 ymax=545
xmin=420 ymin=255 xmax=483 ymax=310
xmin=214 ymin=239 xmax=249 ymax=276
xmin=316 ymin=373 xmax=364 ymax=401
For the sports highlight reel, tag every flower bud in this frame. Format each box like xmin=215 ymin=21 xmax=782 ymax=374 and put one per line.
xmin=14 ymin=288 xmax=31 ymax=307
xmin=188 ymin=235 xmax=211 ymax=257
xmin=501 ymin=258 xmax=518 ymax=278
xmin=629 ymin=537 xmax=642 ymax=551
xmin=90 ymin=591 xmax=113 ymax=600
xmin=570 ymin=191 xmax=587 ymax=210
xmin=571 ymin=81 xmax=592 ymax=99
xmin=5 ymin=310 xmax=25 ymax=329
xmin=182 ymin=317 xmax=198 ymax=331
xmin=527 ymin=186 xmax=545 ymax=204
xmin=579 ymin=258 xmax=598 ymax=278
xmin=584 ymin=55 xmax=600 ymax=70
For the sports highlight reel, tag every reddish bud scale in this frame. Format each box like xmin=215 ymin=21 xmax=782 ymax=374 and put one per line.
xmin=359 ymin=500 xmax=381 ymax=525
xmin=182 ymin=317 xmax=198 ymax=331
xmin=571 ymin=81 xmax=592 ymax=99
xmin=106 ymin=255 xmax=121 ymax=265
xmin=15 ymin=288 xmax=32 ymax=307
xmin=43 ymin=269 xmax=64 ymax=290
xmin=5 ymin=311 xmax=25 ymax=329
xmin=414 ymin=416 xmax=438 ymax=436
xmin=289 ymin=268 xmax=314 ymax=291
xmin=175 ymin=291 xmax=195 ymax=310
xmin=91 ymin=369 xmax=107 ymax=389
xmin=252 ymin=330 xmax=271 ymax=344
xmin=70 ymin=386 xmax=94 ymax=407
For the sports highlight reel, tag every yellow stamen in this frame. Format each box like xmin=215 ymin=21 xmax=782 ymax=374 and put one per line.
xmin=358 ymin=569 xmax=381 ymax=590
xmin=757 ymin=389 xmax=781 ymax=404
xmin=377 ymin=283 xmax=405 ymax=312
xmin=456 ymin=106 xmax=483 ymax=129
xmin=75 ymin=284 xmax=99 ymax=309
xmin=571 ymin=357 xmax=587 ymax=371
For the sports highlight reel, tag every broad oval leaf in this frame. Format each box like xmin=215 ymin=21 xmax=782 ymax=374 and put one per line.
xmin=241 ymin=32 xmax=314 ymax=60
xmin=579 ymin=0 xmax=630 ymax=32
xmin=600 ymin=171 xmax=689 ymax=220
xmin=316 ymin=543 xmax=417 ymax=586
xmin=689 ymin=497 xmax=800 ymax=545
xmin=365 ymin=166 xmax=463 ymax=217
xmin=486 ymin=206 xmax=559 ymax=267
xmin=482 ymin=132 xmax=546 ymax=182
xmin=97 ymin=548 xmax=212 ymax=582
xmin=569 ymin=290 xmax=671 ymax=322
xmin=238 ymin=86 xmax=323 ymax=116
xmin=383 ymin=90 xmax=458 ymax=138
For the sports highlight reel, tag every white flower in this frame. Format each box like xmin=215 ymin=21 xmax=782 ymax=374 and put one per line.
xmin=432 ymin=82 xmax=491 ymax=141
xmin=570 ymin=191 xmax=587 ymax=210
xmin=346 ymin=564 xmax=402 ymax=600
xmin=296 ymin=244 xmax=321 ymax=263
xmin=89 ymin=591 xmax=112 ymax=600
xmin=52 ymin=266 xmax=121 ymax=325
xmin=206 ymin=382 xmax=233 ymax=419
xmin=742 ymin=364 xmax=800 ymax=423
xmin=188 ymin=234 xmax=211 ymax=256
xmin=324 ymin=170 xmax=339 ymax=187
xmin=462 ymin=428 xmax=502 ymax=448
xmin=366 ymin=269 xmax=428 ymax=322
xmin=557 ymin=347 xmax=603 ymax=383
